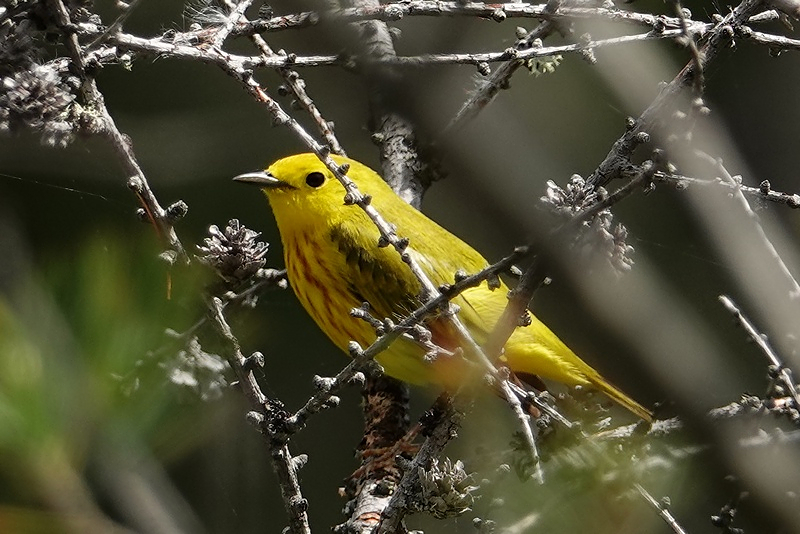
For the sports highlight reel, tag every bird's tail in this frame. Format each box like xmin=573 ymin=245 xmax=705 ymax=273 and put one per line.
xmin=588 ymin=374 xmax=653 ymax=422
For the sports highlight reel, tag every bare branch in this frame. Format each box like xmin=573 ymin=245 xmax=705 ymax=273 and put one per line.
xmin=588 ymin=0 xmax=765 ymax=189
xmin=376 ymin=399 xmax=463 ymax=534
xmin=234 ymin=2 xmax=778 ymax=36
xmin=643 ymin=169 xmax=800 ymax=208
xmin=669 ymin=0 xmax=705 ymax=96
xmin=636 ymin=483 xmax=690 ymax=534
xmin=212 ymin=0 xmax=253 ymax=47
xmin=444 ymin=0 xmax=563 ymax=135
xmin=743 ymin=27 xmax=800 ymax=50
xmin=48 ymin=0 xmax=189 ymax=265
xmin=217 ymin=0 xmax=347 ymax=155
xmin=698 ymin=153 xmax=800 ymax=299
xmin=719 ymin=295 xmax=800 ymax=408
xmin=207 ymin=296 xmax=311 ymax=534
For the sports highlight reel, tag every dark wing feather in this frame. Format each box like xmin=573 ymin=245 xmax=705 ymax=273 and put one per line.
xmin=328 ymin=199 xmax=501 ymax=349
xmin=328 ymin=224 xmax=422 ymax=321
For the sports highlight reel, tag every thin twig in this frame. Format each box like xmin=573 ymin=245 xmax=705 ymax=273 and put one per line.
xmin=207 ymin=297 xmax=311 ymax=534
xmin=719 ymin=295 xmax=800 ymax=408
xmin=218 ymin=0 xmax=347 ymax=155
xmin=642 ymin=168 xmax=800 ymax=208
xmin=670 ymin=0 xmax=705 ymax=96
xmin=94 ymin=11 xmax=797 ymax=74
xmin=382 ymin=30 xmax=707 ymax=66
xmin=233 ymin=2 xmax=778 ymax=36
xmin=699 ymin=153 xmax=800 ymax=299
xmin=104 ymin=28 xmax=690 ymax=70
xmin=635 ymin=483 xmax=690 ymax=534
xmin=444 ymin=0 xmax=563 ymax=135
xmin=587 ymin=0 xmax=765 ymax=189
xmin=743 ymin=27 xmax=800 ymax=50
xmin=48 ymin=0 xmax=189 ymax=266
xmin=85 ymin=0 xmax=142 ymax=49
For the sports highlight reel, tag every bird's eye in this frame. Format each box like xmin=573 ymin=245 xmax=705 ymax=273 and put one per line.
xmin=305 ymin=172 xmax=325 ymax=188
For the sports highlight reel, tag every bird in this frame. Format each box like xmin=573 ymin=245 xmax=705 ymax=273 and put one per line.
xmin=234 ymin=153 xmax=652 ymax=421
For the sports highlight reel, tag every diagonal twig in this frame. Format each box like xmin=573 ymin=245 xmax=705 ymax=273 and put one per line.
xmin=719 ymin=295 xmax=800 ymax=408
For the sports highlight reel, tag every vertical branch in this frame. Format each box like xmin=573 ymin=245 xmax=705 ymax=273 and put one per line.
xmin=341 ymin=0 xmax=433 ymax=208
xmin=376 ymin=397 xmax=462 ymax=534
xmin=208 ymin=297 xmax=312 ymax=534
xmin=357 ymin=376 xmax=411 ymax=474
xmin=339 ymin=376 xmax=411 ymax=533
xmin=669 ymin=0 xmax=705 ymax=95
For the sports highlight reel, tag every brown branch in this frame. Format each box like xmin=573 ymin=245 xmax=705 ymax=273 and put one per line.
xmin=376 ymin=398 xmax=463 ymax=534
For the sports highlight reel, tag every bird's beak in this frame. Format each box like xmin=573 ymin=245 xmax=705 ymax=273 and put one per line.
xmin=233 ymin=170 xmax=292 ymax=189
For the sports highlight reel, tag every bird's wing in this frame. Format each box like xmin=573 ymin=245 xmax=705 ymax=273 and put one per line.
xmin=328 ymin=208 xmax=507 ymax=352
xmin=328 ymin=222 xmax=423 ymax=321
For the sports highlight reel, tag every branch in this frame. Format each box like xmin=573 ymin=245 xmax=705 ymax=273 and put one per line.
xmin=698 ymin=153 xmax=800 ymax=299
xmin=217 ymin=0 xmax=347 ymax=155
xmin=384 ymin=30 xmax=709 ymax=66
xmin=341 ymin=0 xmax=434 ymax=207
xmin=742 ymin=27 xmax=800 ymax=50
xmin=719 ymin=295 xmax=800 ymax=408
xmin=207 ymin=296 xmax=311 ymax=534
xmin=587 ymin=0 xmax=766 ymax=189
xmin=48 ymin=0 xmax=189 ymax=265
xmin=669 ymin=0 xmax=705 ymax=96
xmin=636 ymin=483 xmax=690 ymax=534
xmin=444 ymin=0 xmax=564 ymax=135
xmin=593 ymin=397 xmax=800 ymax=442
xmin=643 ymin=169 xmax=800 ymax=208
xmin=376 ymin=399 xmax=463 ymax=534
xmin=235 ymin=2 xmax=779 ymax=36
xmin=91 ymin=11 xmax=797 ymax=75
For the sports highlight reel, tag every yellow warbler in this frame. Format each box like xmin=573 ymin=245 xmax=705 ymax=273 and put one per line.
xmin=235 ymin=153 xmax=652 ymax=421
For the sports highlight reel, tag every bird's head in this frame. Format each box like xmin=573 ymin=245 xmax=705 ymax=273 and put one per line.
xmin=234 ymin=153 xmax=391 ymax=231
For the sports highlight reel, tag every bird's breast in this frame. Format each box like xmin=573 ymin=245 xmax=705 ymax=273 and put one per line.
xmin=283 ymin=231 xmax=374 ymax=352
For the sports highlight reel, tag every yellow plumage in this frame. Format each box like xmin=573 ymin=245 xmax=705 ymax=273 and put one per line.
xmin=235 ymin=153 xmax=651 ymax=421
